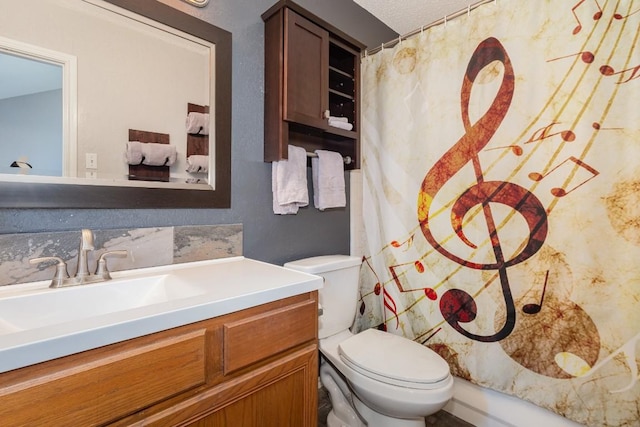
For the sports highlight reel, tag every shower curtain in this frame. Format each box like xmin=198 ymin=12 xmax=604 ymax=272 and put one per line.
xmin=356 ymin=1 xmax=639 ymax=425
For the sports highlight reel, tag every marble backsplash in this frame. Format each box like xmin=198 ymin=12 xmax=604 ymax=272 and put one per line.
xmin=0 ymin=224 xmax=242 ymax=287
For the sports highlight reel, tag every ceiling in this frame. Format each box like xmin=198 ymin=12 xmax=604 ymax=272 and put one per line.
xmin=353 ymin=0 xmax=473 ymax=35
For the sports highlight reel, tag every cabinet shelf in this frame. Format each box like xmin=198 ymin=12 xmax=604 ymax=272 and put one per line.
xmin=329 ymin=65 xmax=353 ymax=79
xmin=329 ymin=88 xmax=354 ymax=100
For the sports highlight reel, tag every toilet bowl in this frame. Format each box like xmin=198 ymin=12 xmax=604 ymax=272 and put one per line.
xmin=320 ymin=329 xmax=453 ymax=426
xmin=284 ymin=255 xmax=454 ymax=427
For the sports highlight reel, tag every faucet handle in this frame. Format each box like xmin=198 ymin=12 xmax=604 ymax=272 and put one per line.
xmin=29 ymin=256 xmax=70 ymax=288
xmin=95 ymin=250 xmax=128 ymax=280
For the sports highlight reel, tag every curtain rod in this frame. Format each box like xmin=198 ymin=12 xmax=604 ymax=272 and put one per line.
xmin=364 ymin=0 xmax=496 ymax=56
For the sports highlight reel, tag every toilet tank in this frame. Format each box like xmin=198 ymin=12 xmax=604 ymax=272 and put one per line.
xmin=284 ymin=255 xmax=362 ymax=339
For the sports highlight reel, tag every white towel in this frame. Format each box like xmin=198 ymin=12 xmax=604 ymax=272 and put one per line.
xmin=186 ymin=155 xmax=209 ymax=173
xmin=124 ymin=141 xmax=143 ymax=165
xmin=272 ymin=145 xmax=309 ymax=215
xmin=328 ymin=120 xmax=353 ymax=131
xmin=125 ymin=141 xmax=177 ymax=166
xmin=185 ymin=112 xmax=210 ymax=135
xmin=328 ymin=116 xmax=353 ymax=131
xmin=312 ymin=150 xmax=346 ymax=210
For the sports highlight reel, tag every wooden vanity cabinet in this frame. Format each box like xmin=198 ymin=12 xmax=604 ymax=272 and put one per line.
xmin=0 ymin=292 xmax=319 ymax=427
xmin=262 ymin=0 xmax=364 ymax=169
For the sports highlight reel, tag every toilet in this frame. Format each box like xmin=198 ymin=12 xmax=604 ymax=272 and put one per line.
xmin=284 ymin=255 xmax=453 ymax=427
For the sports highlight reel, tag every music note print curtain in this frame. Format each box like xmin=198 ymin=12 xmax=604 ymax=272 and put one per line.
xmin=356 ymin=0 xmax=639 ymax=425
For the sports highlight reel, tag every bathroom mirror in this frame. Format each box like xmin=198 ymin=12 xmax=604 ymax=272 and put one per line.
xmin=0 ymin=0 xmax=231 ymax=208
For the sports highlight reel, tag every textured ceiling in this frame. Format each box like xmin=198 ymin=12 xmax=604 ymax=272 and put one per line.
xmin=353 ymin=0 xmax=472 ymax=35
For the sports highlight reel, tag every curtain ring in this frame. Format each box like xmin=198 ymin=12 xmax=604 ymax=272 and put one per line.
xmin=468 ymin=4 xmax=471 ymax=17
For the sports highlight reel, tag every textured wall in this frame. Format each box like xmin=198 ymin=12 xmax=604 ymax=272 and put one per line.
xmin=0 ymin=0 xmax=395 ymax=266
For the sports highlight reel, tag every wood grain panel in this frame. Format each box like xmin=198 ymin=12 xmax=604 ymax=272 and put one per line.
xmin=0 ymin=329 xmax=206 ymax=426
xmin=187 ymin=103 xmax=209 ymax=157
xmin=114 ymin=344 xmax=318 ymax=427
xmin=127 ymin=129 xmax=171 ymax=181
xmin=223 ymin=299 xmax=317 ymax=374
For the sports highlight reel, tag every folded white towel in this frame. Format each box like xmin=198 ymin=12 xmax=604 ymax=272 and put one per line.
xmin=312 ymin=149 xmax=346 ymax=211
xmin=124 ymin=141 xmax=143 ymax=165
xmin=272 ymin=145 xmax=309 ymax=215
xmin=125 ymin=141 xmax=177 ymax=166
xmin=328 ymin=116 xmax=349 ymax=123
xmin=328 ymin=120 xmax=353 ymax=131
xmin=186 ymin=155 xmax=209 ymax=173
xmin=185 ymin=112 xmax=210 ymax=135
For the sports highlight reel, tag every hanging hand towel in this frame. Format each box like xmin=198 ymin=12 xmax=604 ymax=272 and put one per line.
xmin=312 ymin=149 xmax=346 ymax=210
xmin=272 ymin=145 xmax=309 ymax=214
xmin=186 ymin=155 xmax=209 ymax=173
xmin=185 ymin=112 xmax=210 ymax=135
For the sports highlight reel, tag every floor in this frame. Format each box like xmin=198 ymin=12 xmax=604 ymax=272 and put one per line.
xmin=317 ymin=386 xmax=475 ymax=426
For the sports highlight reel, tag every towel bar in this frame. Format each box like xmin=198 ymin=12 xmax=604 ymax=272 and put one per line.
xmin=305 ymin=152 xmax=352 ymax=165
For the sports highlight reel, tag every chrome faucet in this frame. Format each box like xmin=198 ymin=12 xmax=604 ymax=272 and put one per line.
xmin=29 ymin=228 xmax=128 ymax=288
xmin=75 ymin=228 xmax=95 ymax=281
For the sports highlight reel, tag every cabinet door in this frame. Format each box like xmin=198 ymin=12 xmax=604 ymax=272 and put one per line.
xmin=283 ymin=9 xmax=328 ymax=129
xmin=170 ymin=345 xmax=318 ymax=427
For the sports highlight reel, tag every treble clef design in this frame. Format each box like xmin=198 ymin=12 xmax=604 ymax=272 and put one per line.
xmin=417 ymin=38 xmax=549 ymax=342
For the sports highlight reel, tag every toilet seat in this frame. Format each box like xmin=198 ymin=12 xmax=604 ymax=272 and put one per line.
xmin=338 ymin=328 xmax=450 ymax=390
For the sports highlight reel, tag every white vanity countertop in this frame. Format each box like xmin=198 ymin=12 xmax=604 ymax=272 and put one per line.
xmin=0 ymin=256 xmax=322 ymax=374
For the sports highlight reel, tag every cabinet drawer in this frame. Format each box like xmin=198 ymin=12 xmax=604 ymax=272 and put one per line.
xmin=223 ymin=299 xmax=317 ymax=374
xmin=0 ymin=329 xmax=206 ymax=426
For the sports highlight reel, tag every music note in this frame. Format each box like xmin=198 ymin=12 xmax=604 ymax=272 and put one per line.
xmin=390 ymin=234 xmax=414 ymax=251
xmin=485 ymin=145 xmax=523 ymax=156
xmin=522 ymin=270 xmax=550 ymax=314
xmin=419 ymin=327 xmax=442 ymax=345
xmin=418 ymin=37 xmax=549 ymax=342
xmin=571 ymin=0 xmax=602 ymax=34
xmin=383 ymin=287 xmax=400 ymax=328
xmin=524 ymin=122 xmax=576 ymax=145
xmin=360 ymin=255 xmax=384 ymax=316
xmin=563 ymin=332 xmax=640 ymax=393
xmin=613 ymin=8 xmax=640 ymax=20
xmin=599 ymin=64 xmax=640 ymax=84
xmin=389 ymin=263 xmax=437 ymax=300
xmin=528 ymin=156 xmax=599 ymax=197
xmin=547 ymin=51 xmax=595 ymax=64
xmin=592 ymin=122 xmax=623 ymax=131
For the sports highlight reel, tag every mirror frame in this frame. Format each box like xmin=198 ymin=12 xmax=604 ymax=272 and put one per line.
xmin=0 ymin=0 xmax=231 ymax=209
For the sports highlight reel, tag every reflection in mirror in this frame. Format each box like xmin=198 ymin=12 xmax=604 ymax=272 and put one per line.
xmin=0 ymin=51 xmax=63 ymax=177
xmin=0 ymin=0 xmax=232 ymax=208
xmin=1 ymin=0 xmax=210 ymax=187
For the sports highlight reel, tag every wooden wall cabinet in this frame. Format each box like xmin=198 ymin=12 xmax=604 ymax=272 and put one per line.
xmin=263 ymin=0 xmax=365 ymax=169
xmin=0 ymin=292 xmax=319 ymax=427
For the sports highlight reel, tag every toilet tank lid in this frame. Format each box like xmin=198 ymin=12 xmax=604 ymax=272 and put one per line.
xmin=284 ymin=255 xmax=362 ymax=274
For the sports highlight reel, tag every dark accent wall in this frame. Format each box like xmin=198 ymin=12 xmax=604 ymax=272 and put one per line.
xmin=0 ymin=0 xmax=397 ymax=266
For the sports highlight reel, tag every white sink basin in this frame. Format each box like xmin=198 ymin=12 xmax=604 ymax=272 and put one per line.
xmin=0 ymin=256 xmax=322 ymax=373
xmin=0 ymin=274 xmax=207 ymax=333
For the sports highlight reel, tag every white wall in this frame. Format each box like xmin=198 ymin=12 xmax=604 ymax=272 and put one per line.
xmin=0 ymin=90 xmax=62 ymax=176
